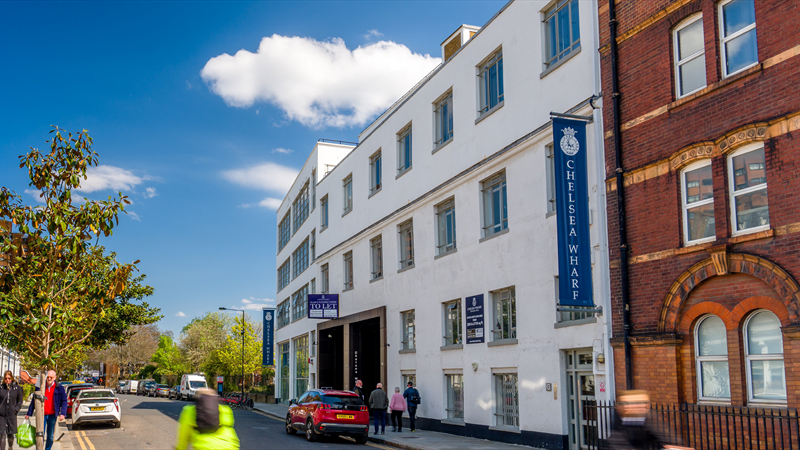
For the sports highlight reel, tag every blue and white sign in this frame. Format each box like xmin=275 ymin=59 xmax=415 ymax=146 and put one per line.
xmin=465 ymin=294 xmax=485 ymax=344
xmin=262 ymin=308 xmax=275 ymax=366
xmin=308 ymin=294 xmax=339 ymax=319
xmin=553 ymin=118 xmax=595 ymax=307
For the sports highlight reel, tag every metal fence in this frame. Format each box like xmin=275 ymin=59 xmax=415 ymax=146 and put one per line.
xmin=585 ymin=401 xmax=800 ymax=450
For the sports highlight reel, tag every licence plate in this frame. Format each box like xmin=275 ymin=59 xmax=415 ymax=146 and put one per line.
xmin=336 ymin=414 xmax=354 ymax=419
xmin=90 ymin=407 xmax=104 ymax=411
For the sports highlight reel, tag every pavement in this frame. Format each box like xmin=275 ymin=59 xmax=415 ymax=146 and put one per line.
xmin=254 ymin=401 xmax=542 ymax=450
xmin=19 ymin=402 xmax=73 ymax=450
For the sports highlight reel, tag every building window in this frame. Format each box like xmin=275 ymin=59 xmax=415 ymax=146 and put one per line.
xmin=311 ymin=169 xmax=316 ymax=210
xmin=544 ymin=0 xmax=580 ymax=70
xmin=719 ymin=0 xmax=758 ymax=77
xmin=293 ymin=182 xmax=310 ymax=234
xmin=745 ymin=310 xmax=786 ymax=402
xmin=434 ymin=91 xmax=454 ymax=148
xmin=695 ymin=315 xmax=730 ymax=401
xmin=398 ymin=219 xmax=414 ymax=269
xmin=279 ymin=341 xmax=290 ymax=402
xmin=436 ymin=199 xmax=457 ymax=256
xmin=402 ymin=310 xmax=415 ymax=350
xmin=443 ymin=300 xmax=462 ymax=346
xmin=343 ymin=251 xmax=353 ymax=290
xmin=545 ymin=144 xmax=556 ymax=214
xmin=729 ymin=145 xmax=768 ymax=234
xmin=492 ymin=287 xmax=516 ymax=341
xmin=310 ymin=278 xmax=316 ymax=295
xmin=556 ymin=276 xmax=593 ymax=322
xmin=291 ymin=284 xmax=308 ymax=322
xmin=310 ymin=231 xmax=315 ymax=262
xmin=310 ymin=330 xmax=316 ymax=357
xmin=277 ymin=258 xmax=291 ymax=292
xmin=481 ymin=171 xmax=508 ymax=237
xmin=370 ymin=150 xmax=382 ymax=195
xmin=277 ymin=300 xmax=290 ymax=328
xmin=320 ymin=195 xmax=329 ymax=230
xmin=292 ymin=239 xmax=309 ymax=279
xmin=397 ymin=124 xmax=412 ymax=175
xmin=445 ymin=374 xmax=464 ymax=420
xmin=494 ymin=373 xmax=519 ymax=428
xmin=343 ymin=175 xmax=353 ymax=215
xmin=321 ymin=263 xmax=329 ymax=294
xmin=682 ymin=161 xmax=715 ymax=244
xmin=478 ymin=51 xmax=504 ymax=116
xmin=370 ymin=236 xmax=383 ymax=280
xmin=278 ymin=211 xmax=291 ymax=251
xmin=293 ymin=335 xmax=309 ymax=397
xmin=402 ymin=373 xmax=416 ymax=389
xmin=674 ymin=15 xmax=706 ymax=98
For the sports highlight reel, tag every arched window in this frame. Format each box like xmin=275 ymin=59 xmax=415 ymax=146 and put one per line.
xmin=745 ymin=310 xmax=786 ymax=402
xmin=695 ymin=315 xmax=730 ymax=400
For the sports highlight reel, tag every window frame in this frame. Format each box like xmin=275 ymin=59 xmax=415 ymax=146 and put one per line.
xmin=321 ymin=263 xmax=329 ymax=294
xmin=369 ymin=150 xmax=382 ymax=196
xmin=370 ymin=235 xmax=383 ymax=280
xmin=545 ymin=143 xmax=556 ymax=214
xmin=445 ymin=373 xmax=464 ymax=420
xmin=398 ymin=219 xmax=414 ymax=270
xmin=397 ymin=124 xmax=413 ymax=177
xmin=401 ymin=310 xmax=416 ymax=350
xmin=492 ymin=287 xmax=516 ymax=341
xmin=493 ymin=373 xmax=519 ymax=428
xmin=320 ymin=195 xmax=329 ymax=230
xmin=543 ymin=0 xmax=581 ymax=70
xmin=694 ymin=314 xmax=731 ymax=402
xmin=673 ymin=14 xmax=707 ymax=98
xmin=277 ymin=258 xmax=291 ymax=292
xmin=278 ymin=210 xmax=291 ymax=252
xmin=681 ymin=159 xmax=716 ymax=245
xmin=477 ymin=50 xmax=504 ymax=117
xmin=481 ymin=170 xmax=509 ymax=238
xmin=443 ymin=300 xmax=462 ymax=346
xmin=292 ymin=238 xmax=310 ymax=279
xmin=292 ymin=181 xmax=310 ymax=234
xmin=342 ymin=175 xmax=353 ymax=215
xmin=343 ymin=251 xmax=354 ymax=291
xmin=718 ymin=0 xmax=759 ymax=78
xmin=728 ymin=143 xmax=769 ymax=236
xmin=291 ymin=284 xmax=308 ymax=322
xmin=436 ymin=198 xmax=457 ymax=256
xmin=277 ymin=300 xmax=290 ymax=329
xmin=744 ymin=310 xmax=787 ymax=404
xmin=433 ymin=90 xmax=454 ymax=150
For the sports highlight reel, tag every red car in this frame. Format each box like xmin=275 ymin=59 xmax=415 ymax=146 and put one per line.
xmin=66 ymin=387 xmax=93 ymax=418
xmin=285 ymin=389 xmax=369 ymax=444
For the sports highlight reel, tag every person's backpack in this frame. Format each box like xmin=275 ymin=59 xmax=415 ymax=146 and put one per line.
xmin=411 ymin=389 xmax=421 ymax=405
xmin=195 ymin=394 xmax=220 ymax=434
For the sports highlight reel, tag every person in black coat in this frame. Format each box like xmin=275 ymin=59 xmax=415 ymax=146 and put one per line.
xmin=605 ymin=390 xmax=690 ymax=450
xmin=0 ymin=371 xmax=24 ymax=450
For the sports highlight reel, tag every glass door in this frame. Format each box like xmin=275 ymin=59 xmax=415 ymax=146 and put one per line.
xmin=566 ymin=349 xmax=596 ymax=450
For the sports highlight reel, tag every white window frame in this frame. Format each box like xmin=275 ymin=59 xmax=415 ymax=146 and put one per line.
xmin=694 ymin=314 xmax=731 ymax=402
xmin=343 ymin=175 xmax=353 ymax=215
xmin=728 ymin=143 xmax=769 ymax=236
xmin=320 ymin=195 xmax=329 ymax=230
xmin=481 ymin=170 xmax=509 ymax=238
xmin=433 ymin=90 xmax=454 ymax=150
xmin=292 ymin=238 xmax=309 ymax=279
xmin=343 ymin=251 xmax=354 ymax=291
xmin=369 ymin=150 xmax=382 ymax=196
xmin=744 ymin=310 xmax=786 ymax=404
xmin=278 ymin=210 xmax=291 ymax=251
xmin=545 ymin=143 xmax=556 ymax=214
xmin=277 ymin=258 xmax=291 ymax=292
xmin=443 ymin=300 xmax=462 ymax=346
xmin=321 ymin=263 xmax=329 ymax=294
xmin=673 ymin=14 xmax=706 ymax=98
xmin=310 ymin=230 xmax=315 ymax=262
xmin=397 ymin=124 xmax=413 ymax=176
xmin=543 ymin=0 xmax=581 ymax=70
xmin=719 ymin=0 xmax=758 ymax=78
xmin=291 ymin=284 xmax=308 ymax=322
xmin=681 ymin=159 xmax=715 ymax=245
xmin=402 ymin=310 xmax=415 ymax=350
xmin=492 ymin=287 xmax=516 ymax=341
xmin=293 ymin=181 xmax=310 ymax=234
xmin=277 ymin=300 xmax=290 ymax=328
xmin=436 ymin=198 xmax=457 ymax=256
xmin=445 ymin=373 xmax=464 ymax=420
xmin=477 ymin=50 xmax=504 ymax=117
xmin=370 ymin=235 xmax=383 ymax=280
xmin=493 ymin=373 xmax=519 ymax=428
xmin=398 ymin=219 xmax=414 ymax=269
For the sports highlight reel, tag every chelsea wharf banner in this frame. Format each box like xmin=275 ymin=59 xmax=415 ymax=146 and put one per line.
xmin=553 ymin=118 xmax=595 ymax=307
xmin=262 ymin=308 xmax=275 ymax=366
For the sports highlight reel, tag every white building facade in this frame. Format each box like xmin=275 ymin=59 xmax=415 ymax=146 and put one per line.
xmin=274 ymin=1 xmax=614 ymax=448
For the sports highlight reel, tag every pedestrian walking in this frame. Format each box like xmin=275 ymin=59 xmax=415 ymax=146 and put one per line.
xmin=0 ymin=371 xmax=23 ymax=450
xmin=352 ymin=379 xmax=365 ymax=404
xmin=388 ymin=387 xmax=406 ymax=432
xmin=176 ymin=388 xmax=239 ymax=450
xmin=402 ymin=381 xmax=421 ymax=432
xmin=606 ymin=390 xmax=691 ymax=450
xmin=24 ymin=370 xmax=67 ymax=450
xmin=367 ymin=383 xmax=388 ymax=435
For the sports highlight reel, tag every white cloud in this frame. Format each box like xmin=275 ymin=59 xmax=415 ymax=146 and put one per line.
xmin=127 ymin=211 xmax=141 ymax=221
xmin=24 ymin=189 xmax=44 ymax=204
xmin=271 ymin=148 xmax=293 ymax=155
xmin=258 ymin=197 xmax=282 ymax=210
xmin=185 ymin=80 xmax=192 ymax=90
xmin=364 ymin=29 xmax=384 ymax=39
xmin=222 ymin=163 xmax=298 ymax=193
xmin=144 ymin=187 xmax=158 ymax=198
xmin=77 ymin=165 xmax=143 ymax=193
xmin=235 ymin=297 xmax=275 ymax=311
xmin=176 ymin=311 xmax=187 ymax=317
xmin=201 ymin=35 xmax=441 ymax=128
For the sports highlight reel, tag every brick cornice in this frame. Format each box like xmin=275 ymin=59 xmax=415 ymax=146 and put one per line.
xmin=610 ymin=333 xmax=683 ymax=348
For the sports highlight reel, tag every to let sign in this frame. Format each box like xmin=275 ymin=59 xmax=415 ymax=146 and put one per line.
xmin=308 ymin=294 xmax=339 ymax=319
xmin=465 ymin=294 xmax=485 ymax=344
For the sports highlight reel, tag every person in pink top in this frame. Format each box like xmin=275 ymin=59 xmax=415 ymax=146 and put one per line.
xmin=389 ymin=387 xmax=407 ymax=432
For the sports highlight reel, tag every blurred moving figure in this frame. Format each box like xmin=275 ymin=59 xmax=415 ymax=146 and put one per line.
xmin=606 ymin=390 xmax=692 ymax=450
xmin=176 ymin=388 xmax=239 ymax=450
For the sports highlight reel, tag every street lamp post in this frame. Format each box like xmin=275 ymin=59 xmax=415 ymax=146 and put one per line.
xmin=219 ymin=307 xmax=246 ymax=402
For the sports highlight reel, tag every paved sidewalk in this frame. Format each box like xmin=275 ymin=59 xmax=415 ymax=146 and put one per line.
xmin=253 ymin=402 xmax=541 ymax=450
xmin=20 ymin=402 xmax=73 ymax=450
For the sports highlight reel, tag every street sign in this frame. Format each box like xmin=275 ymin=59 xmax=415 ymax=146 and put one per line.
xmin=262 ymin=308 xmax=275 ymax=366
xmin=217 ymin=375 xmax=224 ymax=383
xmin=465 ymin=294 xmax=485 ymax=344
xmin=308 ymin=294 xmax=339 ymax=319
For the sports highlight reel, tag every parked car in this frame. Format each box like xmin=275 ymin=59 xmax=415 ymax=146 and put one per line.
xmin=72 ymin=389 xmax=121 ymax=430
xmin=137 ymin=379 xmax=156 ymax=396
xmin=116 ymin=381 xmax=127 ymax=394
xmin=285 ymin=389 xmax=369 ymax=444
xmin=179 ymin=374 xmax=208 ymax=401
xmin=154 ymin=384 xmax=170 ymax=398
xmin=66 ymin=386 xmax=93 ymax=418
xmin=124 ymin=380 xmax=139 ymax=395
xmin=146 ymin=383 xmax=162 ymax=397
xmin=168 ymin=385 xmax=180 ymax=400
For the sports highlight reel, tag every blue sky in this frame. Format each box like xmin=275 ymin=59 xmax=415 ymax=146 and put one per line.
xmin=0 ymin=0 xmax=505 ymax=334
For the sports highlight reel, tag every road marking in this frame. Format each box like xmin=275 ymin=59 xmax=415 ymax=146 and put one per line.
xmin=73 ymin=430 xmax=88 ymax=450
xmin=79 ymin=431 xmax=96 ymax=450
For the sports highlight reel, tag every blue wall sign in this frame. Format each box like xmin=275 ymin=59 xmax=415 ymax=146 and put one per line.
xmin=553 ymin=118 xmax=595 ymax=307
xmin=308 ymin=294 xmax=339 ymax=319
xmin=465 ymin=294 xmax=485 ymax=344
xmin=262 ymin=308 xmax=275 ymax=366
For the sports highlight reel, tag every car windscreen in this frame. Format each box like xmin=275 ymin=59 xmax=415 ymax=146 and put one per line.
xmin=322 ymin=395 xmax=364 ymax=406
xmin=69 ymin=389 xmax=89 ymax=398
xmin=189 ymin=381 xmax=207 ymax=389
xmin=79 ymin=391 xmax=115 ymax=399
xmin=157 ymin=385 xmax=168 ymax=389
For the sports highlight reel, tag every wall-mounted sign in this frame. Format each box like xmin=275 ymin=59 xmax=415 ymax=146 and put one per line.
xmin=553 ymin=118 xmax=595 ymax=307
xmin=308 ymin=294 xmax=339 ymax=319
xmin=262 ymin=308 xmax=275 ymax=366
xmin=465 ymin=294 xmax=485 ymax=344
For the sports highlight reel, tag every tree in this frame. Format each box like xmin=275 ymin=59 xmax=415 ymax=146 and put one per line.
xmin=179 ymin=312 xmax=231 ymax=373
xmin=151 ymin=334 xmax=187 ymax=384
xmin=94 ymin=324 xmax=161 ymax=379
xmin=210 ymin=316 xmax=262 ymax=389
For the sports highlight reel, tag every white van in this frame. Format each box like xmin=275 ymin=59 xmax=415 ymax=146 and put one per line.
xmin=180 ymin=374 xmax=208 ymax=401
xmin=127 ymin=380 xmax=139 ymax=395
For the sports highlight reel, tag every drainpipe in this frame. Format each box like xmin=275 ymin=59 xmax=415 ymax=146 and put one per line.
xmin=608 ymin=0 xmax=633 ymax=390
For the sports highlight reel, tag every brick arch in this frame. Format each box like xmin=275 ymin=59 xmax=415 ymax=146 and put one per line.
xmin=659 ymin=253 xmax=800 ymax=333
xmin=677 ymin=301 xmax=735 ymax=334
xmin=730 ymin=296 xmax=790 ymax=328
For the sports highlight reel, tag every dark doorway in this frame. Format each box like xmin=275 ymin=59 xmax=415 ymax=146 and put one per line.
xmin=350 ymin=318 xmax=381 ymax=396
xmin=318 ymin=325 xmax=344 ymax=390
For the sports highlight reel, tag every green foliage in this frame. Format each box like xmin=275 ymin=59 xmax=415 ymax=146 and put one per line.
xmin=209 ymin=316 xmax=263 ymax=382
xmin=179 ymin=312 xmax=232 ymax=373
xmin=151 ymin=335 xmax=187 ymax=378
xmin=137 ymin=364 xmax=157 ymax=381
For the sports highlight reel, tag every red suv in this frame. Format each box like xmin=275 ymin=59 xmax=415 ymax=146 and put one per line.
xmin=66 ymin=387 xmax=92 ymax=418
xmin=285 ymin=389 xmax=369 ymax=444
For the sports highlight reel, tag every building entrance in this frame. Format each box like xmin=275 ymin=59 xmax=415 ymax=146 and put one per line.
xmin=318 ymin=325 xmax=344 ymax=389
xmin=350 ymin=317 xmax=381 ymax=394
xmin=565 ymin=349 xmax=596 ymax=450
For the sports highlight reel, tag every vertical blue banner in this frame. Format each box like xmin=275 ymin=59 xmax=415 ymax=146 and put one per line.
xmin=553 ymin=118 xmax=595 ymax=307
xmin=262 ymin=308 xmax=275 ymax=366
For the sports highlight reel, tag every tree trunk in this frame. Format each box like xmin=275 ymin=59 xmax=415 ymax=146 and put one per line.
xmin=35 ymin=372 xmax=44 ymax=450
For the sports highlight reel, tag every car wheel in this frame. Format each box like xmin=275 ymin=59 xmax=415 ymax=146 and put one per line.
xmin=305 ymin=419 xmax=318 ymax=442
xmin=355 ymin=435 xmax=368 ymax=445
xmin=72 ymin=423 xmax=80 ymax=431
xmin=285 ymin=415 xmax=297 ymax=435
xmin=114 ymin=421 xmax=121 ymax=429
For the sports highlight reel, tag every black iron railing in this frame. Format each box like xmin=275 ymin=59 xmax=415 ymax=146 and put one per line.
xmin=585 ymin=401 xmax=800 ymax=450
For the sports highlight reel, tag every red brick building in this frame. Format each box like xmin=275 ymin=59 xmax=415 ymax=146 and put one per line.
xmin=599 ymin=0 xmax=800 ymax=408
